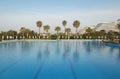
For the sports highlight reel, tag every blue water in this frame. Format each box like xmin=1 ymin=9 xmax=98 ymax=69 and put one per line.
xmin=0 ymin=40 xmax=120 ymax=79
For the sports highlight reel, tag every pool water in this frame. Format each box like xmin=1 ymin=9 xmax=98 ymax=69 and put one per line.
xmin=0 ymin=40 xmax=120 ymax=79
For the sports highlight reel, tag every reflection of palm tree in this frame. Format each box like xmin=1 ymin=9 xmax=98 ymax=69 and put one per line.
xmin=37 ymin=47 xmax=42 ymax=60
xmin=63 ymin=42 xmax=68 ymax=58
xmin=56 ymin=41 xmax=60 ymax=54
xmin=73 ymin=41 xmax=79 ymax=60
xmin=83 ymin=41 xmax=93 ymax=55
xmin=63 ymin=41 xmax=71 ymax=59
xmin=86 ymin=41 xmax=91 ymax=55
xmin=21 ymin=41 xmax=32 ymax=55
xmin=44 ymin=42 xmax=50 ymax=57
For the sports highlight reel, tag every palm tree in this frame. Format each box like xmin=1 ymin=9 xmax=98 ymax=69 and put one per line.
xmin=20 ymin=27 xmax=26 ymax=36
xmin=65 ymin=28 xmax=71 ymax=35
xmin=73 ymin=20 xmax=80 ymax=34
xmin=99 ymin=30 xmax=106 ymax=38
xmin=7 ymin=30 xmax=17 ymax=36
xmin=100 ymin=30 xmax=106 ymax=35
xmin=107 ymin=30 xmax=115 ymax=41
xmin=86 ymin=27 xmax=93 ymax=35
xmin=44 ymin=25 xmax=50 ymax=34
xmin=36 ymin=21 xmax=42 ymax=35
xmin=55 ymin=26 xmax=61 ymax=34
xmin=20 ymin=27 xmax=31 ymax=38
xmin=62 ymin=20 xmax=67 ymax=34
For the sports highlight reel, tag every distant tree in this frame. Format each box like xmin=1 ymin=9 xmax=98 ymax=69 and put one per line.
xmin=44 ymin=25 xmax=50 ymax=34
xmin=73 ymin=20 xmax=80 ymax=34
xmin=55 ymin=26 xmax=61 ymax=34
xmin=65 ymin=28 xmax=71 ymax=35
xmin=92 ymin=31 xmax=100 ymax=39
xmin=7 ymin=30 xmax=17 ymax=36
xmin=30 ymin=30 xmax=37 ymax=36
xmin=62 ymin=20 xmax=67 ymax=34
xmin=117 ymin=23 xmax=120 ymax=34
xmin=1 ymin=31 xmax=7 ymax=36
xmin=85 ymin=27 xmax=93 ymax=35
xmin=99 ymin=30 xmax=106 ymax=35
xmin=0 ymin=33 xmax=2 ymax=41
xmin=20 ymin=27 xmax=31 ymax=37
xmin=36 ymin=21 xmax=42 ymax=35
xmin=107 ymin=30 xmax=115 ymax=40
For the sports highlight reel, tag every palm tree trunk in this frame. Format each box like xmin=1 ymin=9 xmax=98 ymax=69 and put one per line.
xmin=39 ymin=27 xmax=40 ymax=35
xmin=76 ymin=28 xmax=77 ymax=34
xmin=57 ymin=31 xmax=59 ymax=35
xmin=46 ymin=30 xmax=48 ymax=34
xmin=64 ymin=27 xmax=66 ymax=34
xmin=57 ymin=31 xmax=59 ymax=39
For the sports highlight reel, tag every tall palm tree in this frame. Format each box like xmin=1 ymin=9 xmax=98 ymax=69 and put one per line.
xmin=65 ymin=28 xmax=71 ymax=35
xmin=73 ymin=20 xmax=80 ymax=34
xmin=55 ymin=26 xmax=61 ymax=34
xmin=36 ymin=21 xmax=42 ymax=35
xmin=44 ymin=25 xmax=50 ymax=34
xmin=62 ymin=20 xmax=67 ymax=34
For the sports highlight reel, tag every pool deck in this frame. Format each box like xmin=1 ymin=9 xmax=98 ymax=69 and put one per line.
xmin=0 ymin=39 xmax=102 ymax=43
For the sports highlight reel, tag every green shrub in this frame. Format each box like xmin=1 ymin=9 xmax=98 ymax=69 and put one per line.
xmin=0 ymin=34 xmax=2 ymax=41
xmin=50 ymin=34 xmax=57 ymax=39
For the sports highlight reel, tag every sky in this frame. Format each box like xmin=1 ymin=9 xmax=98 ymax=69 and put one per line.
xmin=0 ymin=0 xmax=120 ymax=33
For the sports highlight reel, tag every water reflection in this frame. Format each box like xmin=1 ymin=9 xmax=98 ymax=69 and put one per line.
xmin=63 ymin=41 xmax=71 ymax=59
xmin=73 ymin=41 xmax=80 ymax=61
xmin=0 ymin=42 xmax=17 ymax=50
xmin=55 ymin=41 xmax=60 ymax=55
xmin=20 ymin=41 xmax=33 ymax=53
xmin=44 ymin=42 xmax=50 ymax=57
xmin=37 ymin=49 xmax=42 ymax=60
xmin=1 ymin=40 xmax=120 ymax=78
xmin=103 ymin=42 xmax=120 ymax=60
xmin=0 ymin=40 xmax=120 ymax=63
xmin=33 ymin=40 xmax=120 ymax=62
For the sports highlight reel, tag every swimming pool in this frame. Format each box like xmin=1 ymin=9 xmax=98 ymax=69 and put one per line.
xmin=0 ymin=40 xmax=120 ymax=79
